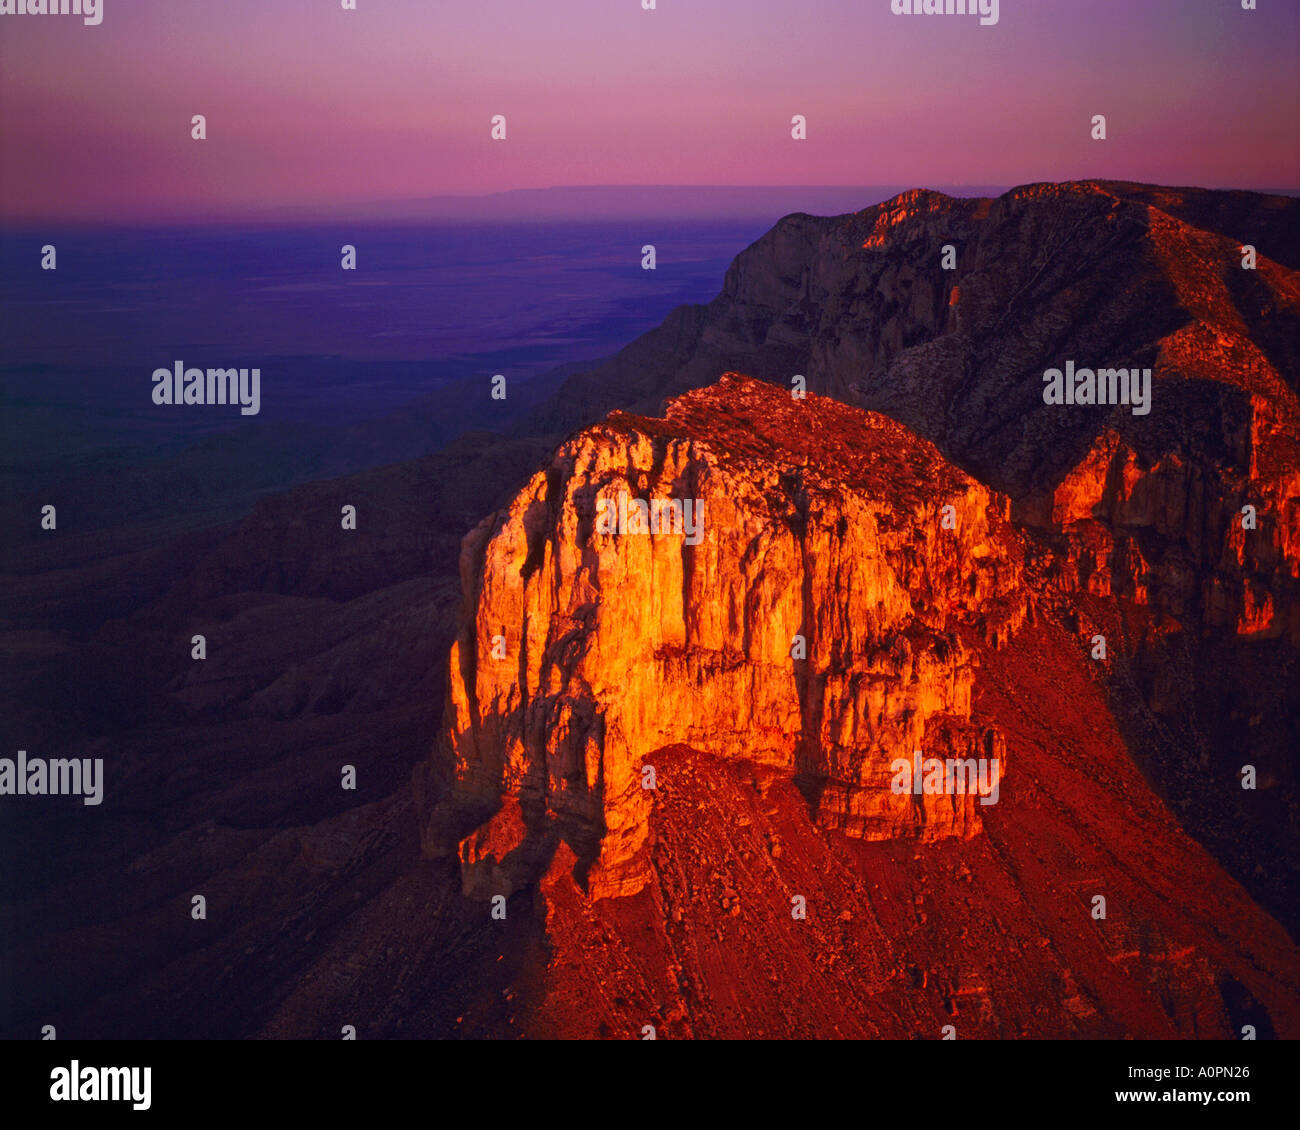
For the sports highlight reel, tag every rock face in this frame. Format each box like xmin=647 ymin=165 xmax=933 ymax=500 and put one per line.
xmin=1035 ymin=420 xmax=1300 ymax=643
xmin=431 ymin=376 xmax=1029 ymax=899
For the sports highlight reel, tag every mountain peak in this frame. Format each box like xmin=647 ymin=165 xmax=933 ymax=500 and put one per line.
xmin=429 ymin=372 xmax=1029 ymax=902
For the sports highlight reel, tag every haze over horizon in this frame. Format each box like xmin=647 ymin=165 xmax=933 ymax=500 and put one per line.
xmin=2 ymin=0 xmax=1295 ymax=223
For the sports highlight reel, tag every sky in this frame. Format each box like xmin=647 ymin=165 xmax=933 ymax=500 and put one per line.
xmin=1 ymin=0 xmax=1296 ymax=223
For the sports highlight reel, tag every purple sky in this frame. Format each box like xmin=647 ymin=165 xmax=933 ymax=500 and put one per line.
xmin=2 ymin=0 xmax=1295 ymax=222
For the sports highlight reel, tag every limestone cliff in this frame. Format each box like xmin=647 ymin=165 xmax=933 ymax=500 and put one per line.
xmin=427 ymin=376 xmax=1029 ymax=899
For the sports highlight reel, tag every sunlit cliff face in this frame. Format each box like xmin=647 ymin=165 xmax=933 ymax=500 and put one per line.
xmin=428 ymin=375 xmax=1028 ymax=899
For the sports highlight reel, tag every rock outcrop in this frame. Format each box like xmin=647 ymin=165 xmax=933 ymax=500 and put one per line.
xmin=430 ymin=376 xmax=1029 ymax=899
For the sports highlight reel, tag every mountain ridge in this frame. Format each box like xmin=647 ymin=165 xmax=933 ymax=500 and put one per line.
xmin=3 ymin=180 xmax=1296 ymax=1038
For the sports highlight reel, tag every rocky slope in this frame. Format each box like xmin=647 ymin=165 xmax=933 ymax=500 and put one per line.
xmin=521 ymin=617 xmax=1299 ymax=1039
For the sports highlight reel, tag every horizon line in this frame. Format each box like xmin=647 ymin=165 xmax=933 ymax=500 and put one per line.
xmin=4 ymin=180 xmax=1298 ymax=229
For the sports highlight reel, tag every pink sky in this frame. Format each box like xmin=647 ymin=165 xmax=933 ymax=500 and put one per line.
xmin=1 ymin=0 xmax=1295 ymax=222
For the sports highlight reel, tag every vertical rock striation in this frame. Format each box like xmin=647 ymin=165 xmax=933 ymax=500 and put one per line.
xmin=427 ymin=376 xmax=1028 ymax=899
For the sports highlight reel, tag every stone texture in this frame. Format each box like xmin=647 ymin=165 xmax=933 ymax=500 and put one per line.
xmin=432 ymin=376 xmax=1028 ymax=899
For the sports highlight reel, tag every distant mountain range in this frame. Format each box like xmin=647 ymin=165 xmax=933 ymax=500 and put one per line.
xmin=173 ymin=185 xmax=1014 ymax=225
